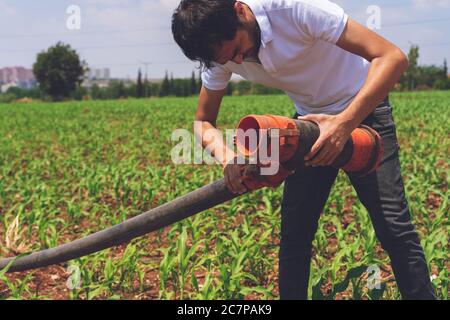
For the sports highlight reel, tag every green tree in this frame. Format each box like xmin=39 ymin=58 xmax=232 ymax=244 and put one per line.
xmin=148 ymin=82 xmax=158 ymax=96
xmin=198 ymin=69 xmax=203 ymax=90
xmin=226 ymin=82 xmax=234 ymax=96
xmin=432 ymin=60 xmax=449 ymax=90
xmin=5 ymin=86 xmax=42 ymax=99
xmin=442 ymin=59 xmax=449 ymax=89
xmin=190 ymin=70 xmax=197 ymax=95
xmin=443 ymin=59 xmax=448 ymax=78
xmin=109 ymin=80 xmax=127 ymax=99
xmin=90 ymin=84 xmax=101 ymax=99
xmin=401 ymin=45 xmax=419 ymax=91
xmin=159 ymin=71 xmax=170 ymax=97
xmin=136 ymin=69 xmax=144 ymax=98
xmin=127 ymin=83 xmax=137 ymax=98
xmin=71 ymin=84 xmax=87 ymax=101
xmin=236 ymin=81 xmax=252 ymax=95
xmin=169 ymin=72 xmax=174 ymax=95
xmin=33 ymin=42 xmax=85 ymax=100
xmin=418 ymin=65 xmax=444 ymax=89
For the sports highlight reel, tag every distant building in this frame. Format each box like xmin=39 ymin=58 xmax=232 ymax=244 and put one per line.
xmin=0 ymin=66 xmax=36 ymax=90
xmin=82 ymin=67 xmax=112 ymax=89
xmin=104 ymin=68 xmax=110 ymax=80
xmin=86 ymin=68 xmax=111 ymax=81
xmin=1 ymin=82 xmax=17 ymax=93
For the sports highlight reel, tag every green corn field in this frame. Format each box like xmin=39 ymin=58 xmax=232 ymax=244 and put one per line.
xmin=0 ymin=91 xmax=448 ymax=300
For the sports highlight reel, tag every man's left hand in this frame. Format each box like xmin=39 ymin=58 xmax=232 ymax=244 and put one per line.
xmin=297 ymin=114 xmax=354 ymax=167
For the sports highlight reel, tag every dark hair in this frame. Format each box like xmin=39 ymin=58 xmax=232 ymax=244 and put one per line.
xmin=171 ymin=0 xmax=240 ymax=69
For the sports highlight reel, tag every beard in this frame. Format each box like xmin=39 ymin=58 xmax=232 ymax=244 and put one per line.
xmin=239 ymin=19 xmax=262 ymax=61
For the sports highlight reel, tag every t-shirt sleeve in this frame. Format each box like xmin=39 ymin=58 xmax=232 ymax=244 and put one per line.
xmin=292 ymin=0 xmax=348 ymax=44
xmin=201 ymin=63 xmax=232 ymax=91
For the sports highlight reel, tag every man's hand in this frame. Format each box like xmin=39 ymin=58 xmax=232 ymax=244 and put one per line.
xmin=223 ymin=156 xmax=249 ymax=194
xmin=297 ymin=114 xmax=354 ymax=167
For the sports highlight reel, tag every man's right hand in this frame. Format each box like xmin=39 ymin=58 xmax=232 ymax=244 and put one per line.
xmin=223 ymin=156 xmax=249 ymax=194
xmin=195 ymin=86 xmax=249 ymax=194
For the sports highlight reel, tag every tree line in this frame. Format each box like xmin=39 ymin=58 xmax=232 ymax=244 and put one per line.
xmin=85 ymin=70 xmax=283 ymax=100
xmin=0 ymin=42 xmax=448 ymax=103
xmin=399 ymin=45 xmax=449 ymax=91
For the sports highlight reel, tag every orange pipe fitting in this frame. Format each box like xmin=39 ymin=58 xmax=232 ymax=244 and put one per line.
xmin=235 ymin=114 xmax=384 ymax=191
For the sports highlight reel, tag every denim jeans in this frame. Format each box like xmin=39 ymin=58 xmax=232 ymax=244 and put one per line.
xmin=279 ymin=98 xmax=436 ymax=300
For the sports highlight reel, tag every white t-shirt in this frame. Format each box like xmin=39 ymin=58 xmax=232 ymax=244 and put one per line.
xmin=201 ymin=0 xmax=370 ymax=115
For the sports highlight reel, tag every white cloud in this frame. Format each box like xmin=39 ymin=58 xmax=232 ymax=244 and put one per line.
xmin=0 ymin=0 xmax=16 ymax=16
xmin=1 ymin=1 xmax=446 ymax=77
xmin=413 ymin=0 xmax=450 ymax=8
xmin=405 ymin=27 xmax=445 ymax=45
xmin=84 ymin=0 xmax=179 ymax=29
xmin=86 ymin=6 xmax=144 ymax=29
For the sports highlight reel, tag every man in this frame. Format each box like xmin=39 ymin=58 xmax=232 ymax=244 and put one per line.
xmin=171 ymin=0 xmax=436 ymax=299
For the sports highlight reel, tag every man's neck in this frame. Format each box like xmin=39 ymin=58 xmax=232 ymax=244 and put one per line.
xmin=240 ymin=2 xmax=262 ymax=63
xmin=246 ymin=21 xmax=262 ymax=63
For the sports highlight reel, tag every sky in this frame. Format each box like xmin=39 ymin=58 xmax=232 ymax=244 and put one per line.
xmin=1 ymin=0 xmax=449 ymax=79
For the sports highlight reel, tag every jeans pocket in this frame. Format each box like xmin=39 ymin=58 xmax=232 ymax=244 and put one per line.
xmin=373 ymin=104 xmax=391 ymax=116
xmin=372 ymin=104 xmax=395 ymax=129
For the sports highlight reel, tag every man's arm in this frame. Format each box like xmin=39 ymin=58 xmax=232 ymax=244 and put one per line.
xmin=195 ymin=85 xmax=230 ymax=165
xmin=299 ymin=18 xmax=409 ymax=167
xmin=335 ymin=19 xmax=409 ymax=128
xmin=195 ymin=85 xmax=248 ymax=194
